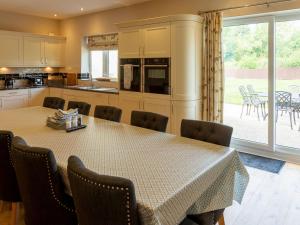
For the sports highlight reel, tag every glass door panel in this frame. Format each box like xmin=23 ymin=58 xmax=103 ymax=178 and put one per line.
xmin=223 ymin=23 xmax=269 ymax=144
xmin=276 ymin=20 xmax=300 ymax=149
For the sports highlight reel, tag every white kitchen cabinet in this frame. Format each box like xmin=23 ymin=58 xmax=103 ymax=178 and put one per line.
xmin=0 ymin=32 xmax=23 ymax=66
xmin=49 ymin=87 xmax=63 ymax=98
xmin=23 ymin=36 xmax=44 ymax=67
xmin=44 ymin=38 xmax=65 ymax=67
xmin=171 ymin=21 xmax=202 ymax=101
xmin=88 ymin=92 xmax=110 ymax=115
xmin=119 ymin=29 xmax=141 ymax=58
xmin=119 ymin=92 xmax=143 ymax=124
xmin=143 ymin=24 xmax=171 ymax=58
xmin=0 ymin=89 xmax=29 ymax=110
xmin=29 ymin=88 xmax=49 ymax=106
xmin=171 ymin=100 xmax=200 ymax=135
xmin=118 ymin=24 xmax=171 ymax=58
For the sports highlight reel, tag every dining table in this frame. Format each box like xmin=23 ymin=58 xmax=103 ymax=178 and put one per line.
xmin=0 ymin=106 xmax=249 ymax=225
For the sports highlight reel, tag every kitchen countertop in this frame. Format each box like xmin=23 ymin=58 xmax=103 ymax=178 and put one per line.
xmin=0 ymin=85 xmax=119 ymax=94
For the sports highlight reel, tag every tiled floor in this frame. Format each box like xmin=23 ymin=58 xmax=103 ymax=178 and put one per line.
xmin=1 ymin=163 xmax=300 ymax=225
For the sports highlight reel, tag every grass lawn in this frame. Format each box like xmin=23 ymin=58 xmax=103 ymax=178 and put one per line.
xmin=225 ymin=78 xmax=300 ymax=105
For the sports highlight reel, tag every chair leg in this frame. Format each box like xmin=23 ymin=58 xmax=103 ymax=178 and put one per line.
xmin=10 ymin=202 xmax=18 ymax=225
xmin=289 ymin=112 xmax=293 ymax=130
xmin=0 ymin=200 xmax=4 ymax=213
xmin=218 ymin=214 xmax=225 ymax=225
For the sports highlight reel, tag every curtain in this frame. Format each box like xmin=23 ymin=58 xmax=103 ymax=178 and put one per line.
xmin=201 ymin=12 xmax=224 ymax=123
xmin=87 ymin=33 xmax=118 ymax=50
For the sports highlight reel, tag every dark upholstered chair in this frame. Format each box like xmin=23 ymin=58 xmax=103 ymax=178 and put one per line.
xmin=0 ymin=131 xmax=21 ymax=225
xmin=11 ymin=137 xmax=77 ymax=225
xmin=67 ymin=155 xmax=139 ymax=225
xmin=43 ymin=97 xmax=65 ymax=110
xmin=94 ymin=105 xmax=122 ymax=122
xmin=181 ymin=119 xmax=232 ymax=225
xmin=131 ymin=111 xmax=168 ymax=132
xmin=67 ymin=101 xmax=91 ymax=116
xmin=181 ymin=119 xmax=233 ymax=147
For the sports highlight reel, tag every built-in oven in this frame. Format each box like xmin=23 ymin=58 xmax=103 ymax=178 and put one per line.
xmin=120 ymin=58 xmax=142 ymax=92
xmin=143 ymin=58 xmax=170 ymax=95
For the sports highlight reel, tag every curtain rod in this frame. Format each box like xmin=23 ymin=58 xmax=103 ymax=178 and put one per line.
xmin=198 ymin=0 xmax=295 ymax=14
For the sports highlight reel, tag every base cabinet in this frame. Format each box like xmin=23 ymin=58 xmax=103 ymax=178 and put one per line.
xmin=0 ymin=90 xmax=29 ymax=110
xmin=29 ymin=88 xmax=49 ymax=106
xmin=119 ymin=92 xmax=142 ymax=124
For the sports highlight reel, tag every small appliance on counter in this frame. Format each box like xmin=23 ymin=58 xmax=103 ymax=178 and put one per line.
xmin=4 ymin=77 xmax=15 ymax=89
xmin=47 ymin=74 xmax=65 ymax=87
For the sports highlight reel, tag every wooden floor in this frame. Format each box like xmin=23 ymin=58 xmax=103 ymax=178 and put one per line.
xmin=1 ymin=163 xmax=300 ymax=225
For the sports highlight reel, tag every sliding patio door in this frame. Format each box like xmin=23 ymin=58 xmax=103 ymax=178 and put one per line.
xmin=223 ymin=14 xmax=300 ymax=155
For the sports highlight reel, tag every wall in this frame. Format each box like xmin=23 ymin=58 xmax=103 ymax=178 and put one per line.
xmin=0 ymin=10 xmax=60 ymax=35
xmin=60 ymin=0 xmax=300 ymax=74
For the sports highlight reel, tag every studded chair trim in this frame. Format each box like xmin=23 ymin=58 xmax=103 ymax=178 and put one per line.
xmin=68 ymin=155 xmax=139 ymax=225
xmin=131 ymin=111 xmax=169 ymax=132
xmin=94 ymin=105 xmax=122 ymax=122
xmin=11 ymin=137 xmax=77 ymax=225
xmin=0 ymin=131 xmax=21 ymax=202
xmin=43 ymin=97 xmax=65 ymax=110
xmin=67 ymin=101 xmax=91 ymax=116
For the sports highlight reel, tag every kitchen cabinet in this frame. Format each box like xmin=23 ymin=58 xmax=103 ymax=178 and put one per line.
xmin=49 ymin=87 xmax=63 ymax=98
xmin=29 ymin=88 xmax=49 ymax=106
xmin=119 ymin=92 xmax=142 ymax=124
xmin=118 ymin=24 xmax=171 ymax=58
xmin=171 ymin=100 xmax=200 ymax=135
xmin=0 ymin=31 xmax=23 ymax=67
xmin=0 ymin=89 xmax=29 ymax=110
xmin=24 ymin=36 xmax=65 ymax=67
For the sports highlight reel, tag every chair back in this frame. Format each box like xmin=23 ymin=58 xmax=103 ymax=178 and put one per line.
xmin=181 ymin=119 xmax=233 ymax=147
xmin=43 ymin=97 xmax=65 ymax=110
xmin=94 ymin=105 xmax=122 ymax=122
xmin=68 ymin=101 xmax=91 ymax=116
xmin=246 ymin=84 xmax=256 ymax=95
xmin=11 ymin=137 xmax=77 ymax=225
xmin=0 ymin=131 xmax=21 ymax=202
xmin=131 ymin=111 xmax=168 ymax=132
xmin=238 ymin=86 xmax=251 ymax=103
xmin=276 ymin=91 xmax=292 ymax=110
xmin=68 ymin=156 xmax=139 ymax=225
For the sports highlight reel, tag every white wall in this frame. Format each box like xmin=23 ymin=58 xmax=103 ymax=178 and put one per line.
xmin=60 ymin=0 xmax=300 ymax=73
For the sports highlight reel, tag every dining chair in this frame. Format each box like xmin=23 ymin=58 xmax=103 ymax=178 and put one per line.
xmin=275 ymin=91 xmax=294 ymax=130
xmin=181 ymin=119 xmax=233 ymax=225
xmin=67 ymin=101 xmax=91 ymax=116
xmin=67 ymin=155 xmax=140 ymax=225
xmin=11 ymin=136 xmax=78 ymax=225
xmin=43 ymin=97 xmax=65 ymax=110
xmin=131 ymin=110 xmax=168 ymax=132
xmin=0 ymin=131 xmax=21 ymax=225
xmin=94 ymin=105 xmax=122 ymax=122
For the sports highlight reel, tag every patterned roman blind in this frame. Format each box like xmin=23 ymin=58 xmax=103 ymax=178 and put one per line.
xmin=87 ymin=33 xmax=118 ymax=50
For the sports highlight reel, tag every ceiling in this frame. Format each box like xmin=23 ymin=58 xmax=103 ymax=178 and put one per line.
xmin=0 ymin=0 xmax=152 ymax=19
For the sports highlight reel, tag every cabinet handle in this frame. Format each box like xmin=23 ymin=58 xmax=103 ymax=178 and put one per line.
xmin=41 ymin=58 xmax=44 ymax=64
xmin=171 ymin=103 xmax=174 ymax=114
xmin=45 ymin=57 xmax=48 ymax=64
xmin=143 ymin=47 xmax=145 ymax=56
xmin=8 ymin=92 xmax=18 ymax=95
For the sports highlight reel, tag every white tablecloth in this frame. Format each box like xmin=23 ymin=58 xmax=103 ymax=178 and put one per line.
xmin=0 ymin=107 xmax=249 ymax=225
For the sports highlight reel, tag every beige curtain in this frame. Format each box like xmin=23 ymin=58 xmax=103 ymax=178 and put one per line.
xmin=201 ymin=12 xmax=224 ymax=123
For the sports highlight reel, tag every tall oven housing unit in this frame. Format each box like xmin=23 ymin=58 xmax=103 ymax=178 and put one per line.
xmin=117 ymin=15 xmax=202 ymax=135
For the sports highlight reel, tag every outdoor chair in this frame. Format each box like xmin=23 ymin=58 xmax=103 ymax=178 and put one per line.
xmin=238 ymin=86 xmax=252 ymax=118
xmin=275 ymin=91 xmax=295 ymax=130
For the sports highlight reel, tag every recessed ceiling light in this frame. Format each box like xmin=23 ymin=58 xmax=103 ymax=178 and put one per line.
xmin=80 ymin=8 xmax=84 ymax=11
xmin=54 ymin=14 xmax=57 ymax=17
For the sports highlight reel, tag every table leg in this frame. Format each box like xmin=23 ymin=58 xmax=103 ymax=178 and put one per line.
xmin=218 ymin=214 xmax=225 ymax=225
xmin=10 ymin=202 xmax=19 ymax=225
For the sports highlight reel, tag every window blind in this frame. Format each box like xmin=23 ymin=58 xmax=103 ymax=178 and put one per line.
xmin=87 ymin=33 xmax=118 ymax=50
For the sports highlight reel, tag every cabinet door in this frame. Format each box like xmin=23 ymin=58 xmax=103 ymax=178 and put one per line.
xmin=171 ymin=21 xmax=201 ymax=100
xmin=29 ymin=88 xmax=49 ymax=106
xmin=143 ymin=24 xmax=171 ymax=58
xmin=0 ymin=33 xmax=23 ymax=66
xmin=171 ymin=101 xmax=199 ymax=135
xmin=142 ymin=97 xmax=171 ymax=132
xmin=119 ymin=30 xmax=141 ymax=58
xmin=49 ymin=88 xmax=63 ymax=98
xmin=119 ymin=93 xmax=142 ymax=124
xmin=23 ymin=37 xmax=44 ymax=66
xmin=45 ymin=38 xmax=65 ymax=67
xmin=1 ymin=95 xmax=28 ymax=110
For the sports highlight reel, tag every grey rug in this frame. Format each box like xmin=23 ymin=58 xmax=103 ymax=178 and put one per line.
xmin=239 ymin=152 xmax=286 ymax=174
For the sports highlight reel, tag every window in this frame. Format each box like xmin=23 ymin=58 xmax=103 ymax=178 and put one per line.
xmin=90 ymin=50 xmax=118 ymax=79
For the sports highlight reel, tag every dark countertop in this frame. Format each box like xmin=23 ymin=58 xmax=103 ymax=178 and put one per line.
xmin=0 ymin=85 xmax=119 ymax=94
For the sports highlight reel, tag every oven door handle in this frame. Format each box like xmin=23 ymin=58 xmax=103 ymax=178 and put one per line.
xmin=143 ymin=65 xmax=168 ymax=67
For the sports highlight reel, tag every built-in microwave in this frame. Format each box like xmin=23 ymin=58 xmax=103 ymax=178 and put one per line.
xmin=119 ymin=58 xmax=142 ymax=92
xmin=143 ymin=58 xmax=170 ymax=95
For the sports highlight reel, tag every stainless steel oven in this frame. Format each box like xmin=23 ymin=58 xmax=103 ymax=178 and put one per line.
xmin=143 ymin=58 xmax=170 ymax=95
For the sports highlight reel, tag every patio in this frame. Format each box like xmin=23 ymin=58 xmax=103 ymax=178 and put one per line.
xmin=224 ymin=103 xmax=300 ymax=150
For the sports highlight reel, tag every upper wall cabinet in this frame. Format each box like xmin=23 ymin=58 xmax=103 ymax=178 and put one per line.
xmin=0 ymin=30 xmax=65 ymax=68
xmin=24 ymin=36 xmax=65 ymax=67
xmin=119 ymin=24 xmax=171 ymax=58
xmin=0 ymin=32 xmax=23 ymax=67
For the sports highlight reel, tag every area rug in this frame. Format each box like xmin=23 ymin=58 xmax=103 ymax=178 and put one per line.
xmin=238 ymin=152 xmax=286 ymax=174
